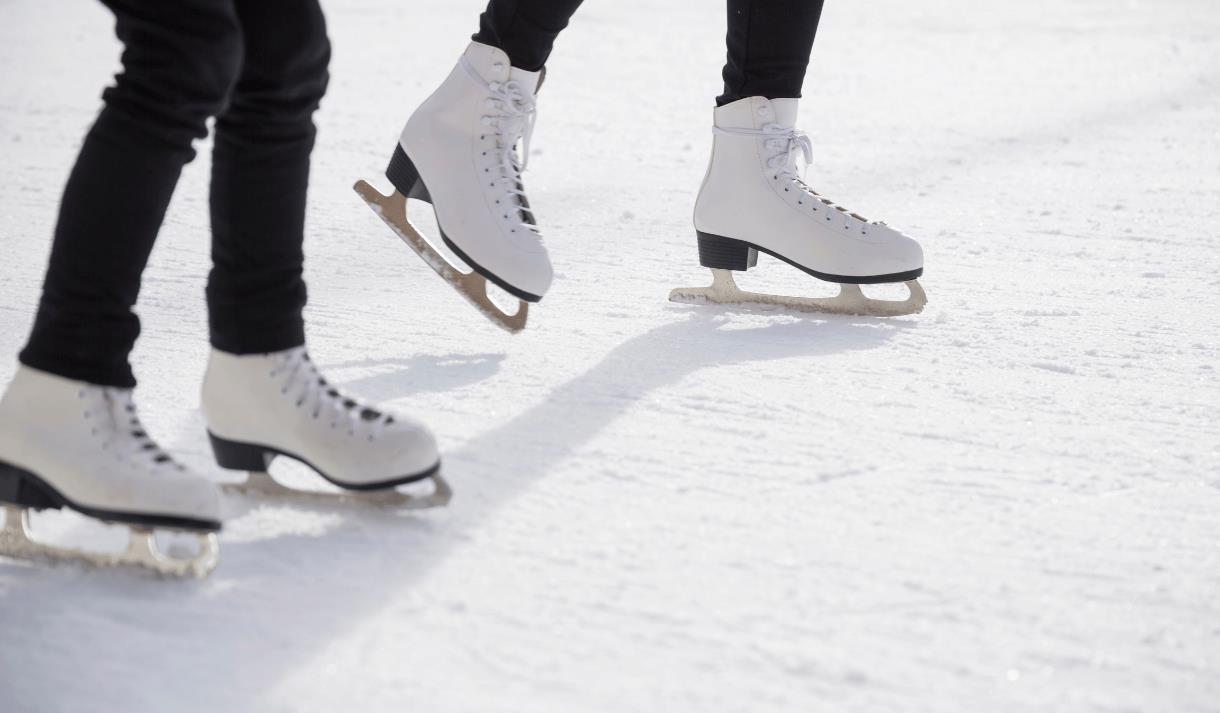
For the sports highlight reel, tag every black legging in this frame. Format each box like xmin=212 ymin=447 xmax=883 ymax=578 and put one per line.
xmin=474 ymin=0 xmax=826 ymax=105
xmin=20 ymin=0 xmax=329 ymax=388
xmin=19 ymin=0 xmax=825 ymax=388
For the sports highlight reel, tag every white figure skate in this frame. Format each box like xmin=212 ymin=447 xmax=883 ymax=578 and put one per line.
xmin=203 ymin=347 xmax=449 ymax=509
xmin=0 ymin=366 xmax=221 ymax=577
xmin=671 ymin=96 xmax=927 ymax=316
xmin=356 ymin=41 xmax=549 ymax=333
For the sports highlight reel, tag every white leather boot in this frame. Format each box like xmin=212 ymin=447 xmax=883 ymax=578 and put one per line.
xmin=202 ymin=347 xmax=441 ymax=496
xmin=674 ymin=96 xmax=927 ymax=316
xmin=397 ymin=41 xmax=549 ymax=300
xmin=356 ymin=41 xmax=549 ymax=331
xmin=694 ymin=96 xmax=923 ymax=282
xmin=0 ymin=366 xmax=221 ymax=576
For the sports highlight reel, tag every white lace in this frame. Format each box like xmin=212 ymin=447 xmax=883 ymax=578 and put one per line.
xmin=460 ymin=55 xmax=541 ymax=240
xmin=80 ymin=387 xmax=183 ymax=469
xmin=715 ymin=122 xmax=874 ymax=228
xmin=268 ymin=348 xmax=392 ymax=441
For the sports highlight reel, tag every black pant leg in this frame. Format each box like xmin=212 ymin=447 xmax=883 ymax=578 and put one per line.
xmin=472 ymin=0 xmax=586 ymax=71
xmin=718 ymin=0 xmax=826 ymax=106
xmin=19 ymin=0 xmax=242 ymax=388
xmin=207 ymin=0 xmax=330 ymax=355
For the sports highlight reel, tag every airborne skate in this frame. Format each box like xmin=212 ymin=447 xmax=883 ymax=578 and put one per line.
xmin=203 ymin=347 xmax=449 ymax=509
xmin=670 ymin=96 xmax=927 ymax=317
xmin=0 ymin=366 xmax=221 ymax=577
xmin=356 ymin=41 xmax=550 ymax=333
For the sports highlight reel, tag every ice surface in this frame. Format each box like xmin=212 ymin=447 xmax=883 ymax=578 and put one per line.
xmin=1 ymin=0 xmax=1218 ymax=711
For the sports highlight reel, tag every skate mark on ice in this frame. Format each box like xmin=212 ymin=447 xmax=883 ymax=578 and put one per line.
xmin=317 ymin=353 xmax=506 ymax=400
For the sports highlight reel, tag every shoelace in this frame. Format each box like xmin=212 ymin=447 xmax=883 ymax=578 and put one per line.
xmin=269 ymin=348 xmax=393 ymax=441
xmin=460 ymin=55 xmax=542 ymax=239
xmin=715 ymin=123 xmax=873 ymax=226
xmin=81 ymin=387 xmax=182 ymax=469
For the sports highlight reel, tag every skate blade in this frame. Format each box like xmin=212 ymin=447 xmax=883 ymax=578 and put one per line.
xmin=0 ymin=504 xmax=219 ymax=578
xmin=223 ymin=471 xmax=452 ymax=510
xmin=354 ymin=180 xmax=528 ymax=333
xmin=669 ymin=269 xmax=927 ymax=317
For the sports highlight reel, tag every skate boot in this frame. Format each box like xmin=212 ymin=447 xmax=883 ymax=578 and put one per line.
xmin=355 ymin=41 xmax=549 ymax=333
xmin=671 ymin=96 xmax=927 ymax=316
xmin=0 ymin=366 xmax=221 ymax=577
xmin=202 ymin=347 xmax=449 ymax=508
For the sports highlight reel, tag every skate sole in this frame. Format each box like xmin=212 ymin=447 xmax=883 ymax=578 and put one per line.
xmin=0 ymin=459 xmax=221 ymax=533
xmin=386 ymin=144 xmax=542 ymax=303
xmin=207 ymin=432 xmax=441 ymax=492
xmin=696 ymin=230 xmax=923 ymax=285
xmin=669 ymin=268 xmax=927 ymax=317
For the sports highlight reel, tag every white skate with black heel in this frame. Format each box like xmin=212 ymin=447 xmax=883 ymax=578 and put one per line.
xmin=203 ymin=347 xmax=449 ymax=508
xmin=671 ymin=96 xmax=927 ymax=317
xmin=0 ymin=366 xmax=221 ymax=578
xmin=355 ymin=41 xmax=550 ymax=333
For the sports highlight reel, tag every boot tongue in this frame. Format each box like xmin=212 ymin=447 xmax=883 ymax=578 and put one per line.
xmin=768 ymin=99 xmax=800 ymax=129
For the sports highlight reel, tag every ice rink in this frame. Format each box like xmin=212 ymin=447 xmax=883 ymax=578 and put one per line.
xmin=1 ymin=0 xmax=1218 ymax=711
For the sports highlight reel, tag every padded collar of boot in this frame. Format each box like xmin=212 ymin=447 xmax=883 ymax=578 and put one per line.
xmin=714 ymin=96 xmax=800 ymax=131
xmin=462 ymin=41 xmax=542 ymax=96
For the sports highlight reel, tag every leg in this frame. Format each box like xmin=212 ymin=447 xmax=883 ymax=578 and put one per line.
xmin=718 ymin=0 xmax=826 ymax=106
xmin=18 ymin=0 xmax=243 ymax=387
xmin=207 ymin=0 xmax=331 ymax=355
xmin=202 ymin=0 xmax=444 ymax=506
xmin=472 ymin=0 xmax=586 ymax=71
xmin=1 ymin=0 xmax=236 ymax=576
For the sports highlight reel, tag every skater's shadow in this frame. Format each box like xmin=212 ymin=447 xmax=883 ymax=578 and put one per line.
xmin=443 ymin=310 xmax=913 ymax=510
xmin=0 ymin=310 xmax=912 ymax=711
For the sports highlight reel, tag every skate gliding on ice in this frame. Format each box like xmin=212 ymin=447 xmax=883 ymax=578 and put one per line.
xmin=0 ymin=367 xmax=221 ymax=577
xmin=671 ymin=97 xmax=927 ymax=317
xmin=356 ymin=42 xmax=551 ymax=333
xmin=203 ymin=347 xmax=450 ymax=509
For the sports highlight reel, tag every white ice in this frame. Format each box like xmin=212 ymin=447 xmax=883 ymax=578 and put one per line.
xmin=1 ymin=1 xmax=1218 ymax=711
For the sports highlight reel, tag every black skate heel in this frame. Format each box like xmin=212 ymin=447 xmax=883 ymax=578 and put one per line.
xmin=0 ymin=461 xmax=61 ymax=510
xmin=696 ymin=231 xmax=758 ymax=271
xmin=207 ymin=433 xmax=274 ymax=472
xmin=386 ymin=144 xmax=433 ymax=202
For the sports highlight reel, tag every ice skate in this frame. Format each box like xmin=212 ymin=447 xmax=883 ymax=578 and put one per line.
xmin=670 ymin=96 xmax=927 ymax=317
xmin=203 ymin=347 xmax=449 ymax=509
xmin=0 ymin=366 xmax=221 ymax=578
xmin=355 ymin=41 xmax=550 ymax=333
